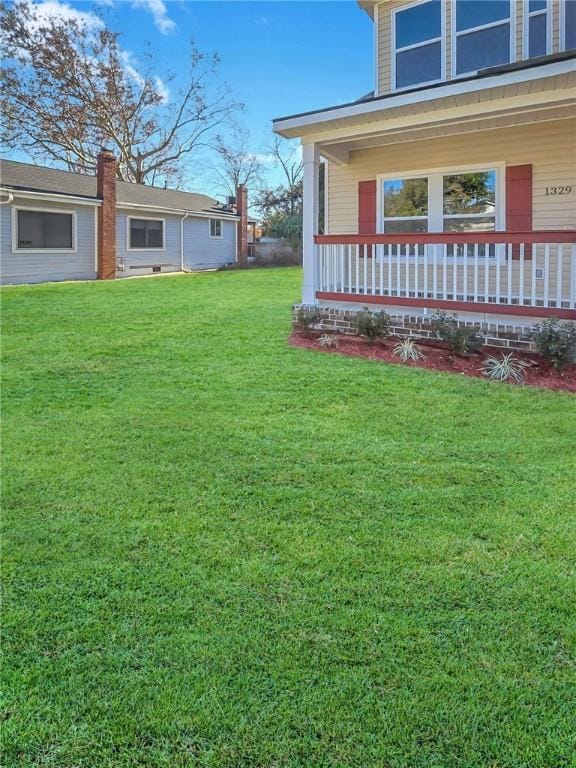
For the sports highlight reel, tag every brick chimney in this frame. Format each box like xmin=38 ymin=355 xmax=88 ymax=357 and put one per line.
xmin=96 ymin=148 xmax=117 ymax=280
xmin=236 ymin=184 xmax=248 ymax=265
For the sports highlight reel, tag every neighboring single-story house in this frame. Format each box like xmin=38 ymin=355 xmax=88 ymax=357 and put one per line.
xmin=273 ymin=0 xmax=576 ymax=348
xmin=0 ymin=151 xmax=250 ymax=285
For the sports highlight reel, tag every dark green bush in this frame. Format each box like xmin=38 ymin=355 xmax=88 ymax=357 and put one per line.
xmin=430 ymin=312 xmax=482 ymax=356
xmin=532 ymin=318 xmax=576 ymax=369
xmin=354 ymin=309 xmax=391 ymax=344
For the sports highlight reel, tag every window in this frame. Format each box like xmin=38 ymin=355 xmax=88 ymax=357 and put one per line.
xmin=209 ymin=219 xmax=222 ymax=238
xmin=383 ymin=178 xmax=429 ymax=233
xmin=561 ymin=0 xmax=576 ymax=50
xmin=442 ymin=171 xmax=497 ymax=232
xmin=525 ymin=0 xmax=550 ymax=58
xmin=380 ymin=168 xmax=500 ymax=246
xmin=129 ymin=218 xmax=163 ymax=249
xmin=393 ymin=0 xmax=443 ymax=89
xmin=454 ymin=0 xmax=513 ymax=76
xmin=16 ymin=209 xmax=74 ymax=250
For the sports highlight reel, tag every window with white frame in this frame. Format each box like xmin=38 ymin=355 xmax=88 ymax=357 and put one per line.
xmin=16 ymin=209 xmax=74 ymax=250
xmin=525 ymin=0 xmax=550 ymax=58
xmin=454 ymin=0 xmax=513 ymax=76
xmin=561 ymin=0 xmax=576 ymax=50
xmin=382 ymin=169 xmax=499 ymax=235
xmin=209 ymin=218 xmax=222 ymax=238
xmin=129 ymin=218 xmax=163 ymax=249
xmin=393 ymin=0 xmax=443 ymax=89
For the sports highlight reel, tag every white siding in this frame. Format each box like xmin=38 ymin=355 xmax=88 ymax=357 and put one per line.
xmin=0 ymin=199 xmax=97 ymax=285
xmin=183 ymin=217 xmax=236 ymax=269
xmin=116 ymin=211 xmax=181 ymax=276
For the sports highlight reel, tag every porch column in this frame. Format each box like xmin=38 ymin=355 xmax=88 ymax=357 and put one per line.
xmin=302 ymin=142 xmax=319 ymax=305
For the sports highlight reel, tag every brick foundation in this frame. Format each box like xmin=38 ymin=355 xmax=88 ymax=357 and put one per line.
xmin=293 ymin=304 xmax=543 ymax=351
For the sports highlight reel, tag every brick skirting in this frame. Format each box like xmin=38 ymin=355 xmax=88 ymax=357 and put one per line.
xmin=293 ymin=304 xmax=543 ymax=351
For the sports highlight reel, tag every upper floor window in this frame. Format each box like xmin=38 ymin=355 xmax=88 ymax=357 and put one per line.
xmin=525 ymin=0 xmax=550 ymax=58
xmin=454 ymin=0 xmax=513 ymax=76
xmin=15 ymin=209 xmax=74 ymax=251
xmin=393 ymin=0 xmax=443 ymax=90
xmin=561 ymin=0 xmax=576 ymax=50
xmin=129 ymin=218 xmax=164 ymax=249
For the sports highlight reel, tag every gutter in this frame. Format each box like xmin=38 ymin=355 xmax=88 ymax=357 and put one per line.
xmin=117 ymin=201 xmax=240 ymax=219
xmin=180 ymin=212 xmax=191 ymax=271
xmin=0 ymin=187 xmax=100 ymax=206
xmin=0 ymin=191 xmax=13 ymax=205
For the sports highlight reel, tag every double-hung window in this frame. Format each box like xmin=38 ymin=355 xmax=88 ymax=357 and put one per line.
xmin=129 ymin=218 xmax=164 ymax=249
xmin=209 ymin=219 xmax=222 ymax=238
xmin=393 ymin=0 xmax=443 ymax=90
xmin=525 ymin=0 xmax=551 ymax=58
xmin=15 ymin=209 xmax=75 ymax=251
xmin=561 ymin=0 xmax=576 ymax=50
xmin=454 ymin=0 xmax=513 ymax=76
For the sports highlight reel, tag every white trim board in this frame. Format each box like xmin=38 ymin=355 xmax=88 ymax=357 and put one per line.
xmin=126 ymin=215 xmax=166 ymax=252
xmin=12 ymin=205 xmax=78 ymax=254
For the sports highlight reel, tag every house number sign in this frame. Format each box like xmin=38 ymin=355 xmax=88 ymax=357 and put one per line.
xmin=544 ymin=186 xmax=573 ymax=195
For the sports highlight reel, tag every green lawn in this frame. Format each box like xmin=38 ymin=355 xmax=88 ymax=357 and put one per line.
xmin=2 ymin=267 xmax=575 ymax=768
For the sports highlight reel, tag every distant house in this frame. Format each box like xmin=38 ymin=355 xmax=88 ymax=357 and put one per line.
xmin=0 ymin=151 xmax=249 ymax=285
xmin=273 ymin=0 xmax=576 ymax=347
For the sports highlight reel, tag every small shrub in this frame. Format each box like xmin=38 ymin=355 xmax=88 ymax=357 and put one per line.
xmin=532 ymin=318 xmax=576 ymax=369
xmin=319 ymin=334 xmax=338 ymax=348
xmin=393 ymin=337 xmax=425 ymax=363
xmin=354 ymin=309 xmax=391 ymax=344
xmin=430 ymin=312 xmax=482 ymax=356
xmin=295 ymin=307 xmax=321 ymax=336
xmin=481 ymin=352 xmax=528 ymax=383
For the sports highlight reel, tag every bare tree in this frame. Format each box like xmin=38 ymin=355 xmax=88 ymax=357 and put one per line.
xmin=270 ymin=136 xmax=303 ymax=214
xmin=0 ymin=1 xmax=240 ymax=185
xmin=211 ymin=127 xmax=264 ymax=198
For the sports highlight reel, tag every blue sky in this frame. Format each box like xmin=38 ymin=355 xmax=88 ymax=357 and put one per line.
xmin=13 ymin=1 xmax=374 ymax=195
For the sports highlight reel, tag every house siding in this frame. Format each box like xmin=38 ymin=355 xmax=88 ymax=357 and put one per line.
xmin=325 ymin=119 xmax=576 ymax=233
xmin=377 ymin=0 xmax=564 ymax=96
xmin=183 ymin=218 xmax=236 ymax=269
xmin=116 ymin=211 xmax=181 ymax=276
xmin=0 ymin=199 xmax=97 ymax=285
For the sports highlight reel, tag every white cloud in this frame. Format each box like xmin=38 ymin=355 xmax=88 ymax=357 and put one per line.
xmin=22 ymin=0 xmax=103 ymax=31
xmin=120 ymin=50 xmax=146 ymax=88
xmin=154 ymin=76 xmax=170 ymax=104
xmin=120 ymin=51 xmax=170 ymax=103
xmin=132 ymin=0 xmax=176 ymax=34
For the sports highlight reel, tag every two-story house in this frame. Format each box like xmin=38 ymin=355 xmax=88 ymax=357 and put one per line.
xmin=274 ymin=0 xmax=576 ymax=347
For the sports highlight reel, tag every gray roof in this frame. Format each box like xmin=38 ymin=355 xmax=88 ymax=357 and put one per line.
xmin=0 ymin=158 xmax=237 ymax=217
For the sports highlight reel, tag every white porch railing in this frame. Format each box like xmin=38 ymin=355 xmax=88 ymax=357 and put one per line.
xmin=315 ymin=233 xmax=576 ymax=317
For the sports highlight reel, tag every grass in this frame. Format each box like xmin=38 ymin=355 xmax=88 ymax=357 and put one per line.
xmin=2 ymin=267 xmax=575 ymax=768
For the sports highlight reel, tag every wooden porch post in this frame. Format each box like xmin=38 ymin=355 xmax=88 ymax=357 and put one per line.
xmin=302 ymin=142 xmax=319 ymax=305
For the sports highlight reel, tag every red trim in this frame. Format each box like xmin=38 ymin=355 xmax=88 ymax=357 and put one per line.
xmin=315 ymin=231 xmax=576 ymax=245
xmin=506 ymin=165 xmax=533 ymax=232
xmin=358 ymin=180 xmax=377 ymax=235
xmin=316 ymin=292 xmax=576 ymax=320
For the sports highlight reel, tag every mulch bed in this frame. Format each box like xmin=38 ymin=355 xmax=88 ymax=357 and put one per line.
xmin=290 ymin=332 xmax=576 ymax=393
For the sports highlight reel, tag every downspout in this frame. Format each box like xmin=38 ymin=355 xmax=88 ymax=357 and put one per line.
xmin=0 ymin=191 xmax=14 ymax=205
xmin=180 ymin=211 xmax=191 ymax=271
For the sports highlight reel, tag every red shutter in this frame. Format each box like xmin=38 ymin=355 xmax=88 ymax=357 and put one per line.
xmin=358 ymin=180 xmax=376 ymax=258
xmin=506 ymin=165 xmax=532 ymax=259
xmin=358 ymin=180 xmax=376 ymax=234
